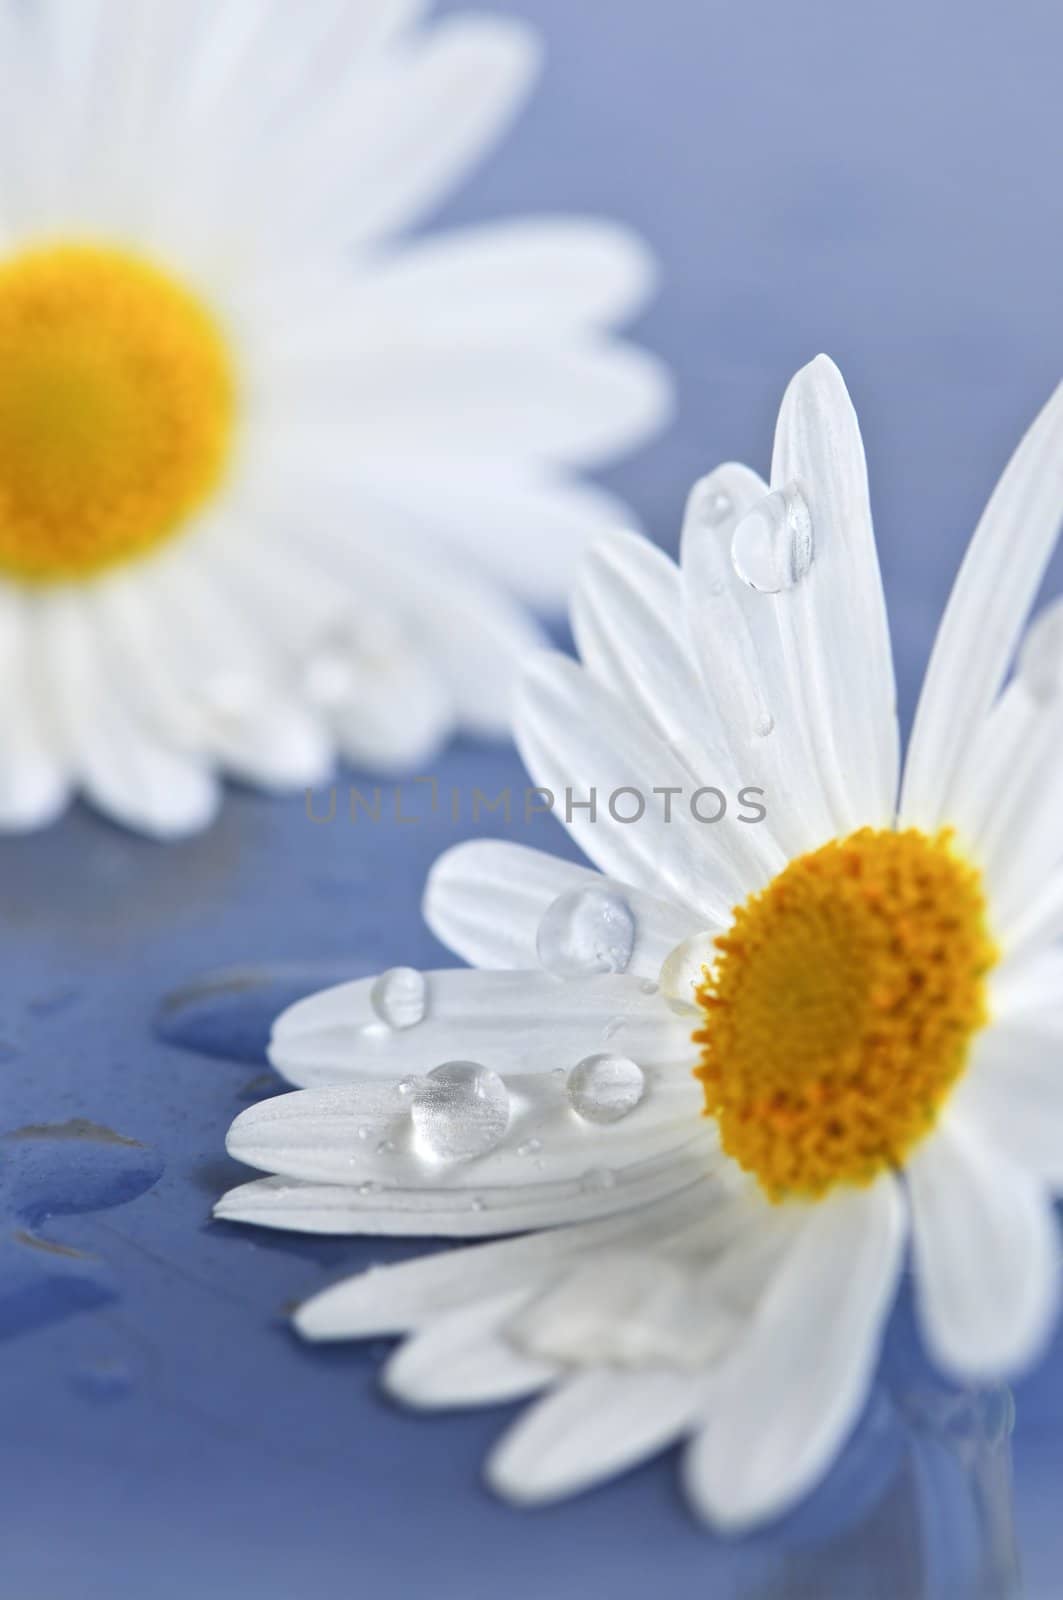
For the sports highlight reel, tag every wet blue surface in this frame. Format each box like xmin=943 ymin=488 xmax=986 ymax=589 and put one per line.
xmin=4 ymin=1 xmax=1063 ymax=1595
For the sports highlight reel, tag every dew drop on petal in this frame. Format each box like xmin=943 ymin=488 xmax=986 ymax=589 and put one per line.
xmin=375 ymin=1139 xmax=396 ymax=1156
xmin=410 ymin=1062 xmax=510 ymax=1161
xmin=704 ymin=489 xmax=733 ymax=526
xmin=567 ymin=1054 xmax=645 ymax=1125
xmin=732 ymin=483 xmax=814 ymax=594
xmin=358 ymin=1181 xmax=381 ymax=1197
xmin=753 ymin=711 xmax=775 ymax=737
xmin=356 ymin=1125 xmax=372 ymax=1142
xmin=536 ymin=887 xmax=636 ymax=979
xmin=371 ymin=967 xmax=426 ymax=1030
xmin=517 ymin=1137 xmax=542 ymax=1157
xmin=396 ymin=1076 xmax=418 ymax=1098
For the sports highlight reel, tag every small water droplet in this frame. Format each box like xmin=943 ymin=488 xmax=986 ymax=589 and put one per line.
xmin=537 ymin=887 xmax=636 ymax=979
xmin=375 ymin=1139 xmax=396 ymax=1156
xmin=638 ymin=979 xmax=658 ymax=996
xmin=568 ymin=1055 xmax=645 ymax=1124
xmin=471 ymin=1195 xmax=486 ymax=1212
xmin=410 ymin=1062 xmax=510 ymax=1161
xmin=396 ymin=1076 xmax=418 ymax=1097
xmin=753 ymin=711 xmax=775 ymax=737
xmin=371 ymin=967 xmax=426 ymax=1030
xmin=358 ymin=1181 xmax=381 ymax=1197
xmin=732 ymin=483 xmax=814 ymax=594
xmin=517 ymin=1137 xmax=542 ymax=1157
xmin=356 ymin=1125 xmax=372 ymax=1142
xmin=704 ymin=489 xmax=733 ymax=526
xmin=581 ymin=1166 xmax=617 ymax=1192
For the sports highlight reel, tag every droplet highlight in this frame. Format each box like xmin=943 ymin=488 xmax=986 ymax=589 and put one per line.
xmin=537 ymin=887 xmax=636 ymax=979
xmin=371 ymin=967 xmax=426 ymax=1030
xmin=410 ymin=1062 xmax=510 ymax=1161
xmin=567 ymin=1054 xmax=645 ymax=1125
xmin=732 ymin=483 xmax=814 ymax=594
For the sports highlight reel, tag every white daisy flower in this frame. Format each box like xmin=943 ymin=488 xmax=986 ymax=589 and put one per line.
xmin=0 ymin=0 xmax=669 ymax=837
xmin=217 ymin=355 xmax=1063 ymax=1531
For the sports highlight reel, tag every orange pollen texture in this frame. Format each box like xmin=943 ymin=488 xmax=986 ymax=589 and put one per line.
xmin=693 ymin=826 xmax=997 ymax=1202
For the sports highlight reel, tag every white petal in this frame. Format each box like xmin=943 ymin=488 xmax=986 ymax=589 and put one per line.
xmin=225 ymin=1071 xmax=706 ymax=1189
xmin=269 ymin=968 xmax=698 ymax=1087
xmin=991 ymin=947 xmax=1063 ymax=1020
xmin=487 ymin=1367 xmax=712 ymax=1505
xmin=382 ymin=1291 xmax=557 ymax=1409
xmin=908 ymin=1107 xmax=1061 ymax=1379
xmin=515 ymin=651 xmax=760 ymax=922
xmin=902 ymin=378 xmax=1063 ymax=828
xmin=770 ymin=355 xmax=899 ymax=832
xmin=38 ymin=591 xmax=218 ymax=839
xmin=292 ymin=1186 xmax=715 ymax=1337
xmin=953 ymin=1023 xmax=1063 ymax=1187
xmin=215 ymin=1148 xmax=711 ymax=1236
xmin=324 ymin=16 xmax=541 ymax=247
xmin=272 ymin=336 xmax=670 ymax=468
xmin=0 ymin=592 xmax=69 ymax=830
xmin=682 ymin=1176 xmax=906 ymax=1532
xmin=423 ymin=840 xmax=707 ymax=976
xmin=326 ymin=218 xmax=657 ymax=338
xmin=679 ymin=464 xmax=839 ymax=856
xmin=998 ymin=869 xmax=1063 ymax=961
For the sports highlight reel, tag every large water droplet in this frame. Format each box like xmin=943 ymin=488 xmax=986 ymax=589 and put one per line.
xmin=371 ymin=967 xmax=426 ymax=1030
xmin=537 ymin=887 xmax=636 ymax=979
xmin=410 ymin=1062 xmax=510 ymax=1161
xmin=567 ymin=1054 xmax=645 ymax=1124
xmin=732 ymin=484 xmax=814 ymax=594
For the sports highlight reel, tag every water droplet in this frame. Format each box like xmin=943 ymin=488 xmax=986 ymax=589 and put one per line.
xmin=517 ymin=1137 xmax=542 ymax=1157
xmin=753 ymin=711 xmax=775 ymax=737
xmin=567 ymin=1055 xmax=645 ymax=1125
xmin=537 ymin=887 xmax=636 ymax=979
xmin=358 ymin=1181 xmax=381 ymax=1197
xmin=356 ymin=1125 xmax=372 ymax=1142
xmin=471 ymin=1195 xmax=486 ymax=1212
xmin=732 ymin=483 xmax=814 ymax=594
xmin=396 ymin=1076 xmax=418 ymax=1097
xmin=410 ymin=1062 xmax=510 ymax=1161
xmin=703 ymin=488 xmax=733 ymax=526
xmin=375 ymin=1139 xmax=396 ymax=1156
xmin=581 ymin=1166 xmax=617 ymax=1192
xmin=371 ymin=967 xmax=426 ymax=1030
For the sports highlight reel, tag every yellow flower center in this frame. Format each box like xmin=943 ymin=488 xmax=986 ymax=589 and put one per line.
xmin=694 ymin=827 xmax=996 ymax=1201
xmin=0 ymin=242 xmax=235 ymax=583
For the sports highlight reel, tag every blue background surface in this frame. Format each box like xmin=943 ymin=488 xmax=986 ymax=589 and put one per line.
xmin=3 ymin=2 xmax=1063 ymax=1595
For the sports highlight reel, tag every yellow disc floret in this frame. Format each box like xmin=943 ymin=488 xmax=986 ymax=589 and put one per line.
xmin=0 ymin=242 xmax=235 ymax=582
xmin=694 ymin=827 xmax=996 ymax=1201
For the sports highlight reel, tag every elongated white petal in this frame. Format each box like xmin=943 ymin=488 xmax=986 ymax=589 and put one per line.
xmin=423 ymin=840 xmax=707 ymax=976
xmin=326 ymin=218 xmax=657 ymax=338
xmin=991 ymin=947 xmax=1063 ymax=1019
xmin=269 ymin=968 xmax=697 ymax=1087
xmin=908 ymin=1107 xmax=1061 ymax=1379
xmin=215 ymin=1147 xmax=711 ymax=1236
xmin=515 ymin=651 xmax=761 ymax=921
xmin=488 ymin=1367 xmax=712 ymax=1505
xmin=382 ymin=1291 xmax=557 ymax=1409
xmin=953 ymin=1024 xmax=1063 ymax=1187
xmin=38 ymin=592 xmax=219 ymax=839
xmin=770 ymin=355 xmax=898 ymax=833
xmin=0 ymin=594 xmax=69 ymax=829
xmin=226 ymin=1072 xmax=706 ymax=1189
xmin=680 ymin=464 xmax=838 ymax=856
xmin=293 ymin=1185 xmax=717 ymax=1338
xmin=571 ymin=530 xmax=750 ymax=802
xmin=683 ymin=1176 xmax=906 ymax=1532
xmin=902 ymin=379 xmax=1063 ymax=827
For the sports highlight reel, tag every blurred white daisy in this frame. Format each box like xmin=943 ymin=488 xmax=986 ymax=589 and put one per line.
xmin=0 ymin=0 xmax=669 ymax=836
xmin=218 ymin=356 xmax=1063 ymax=1530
